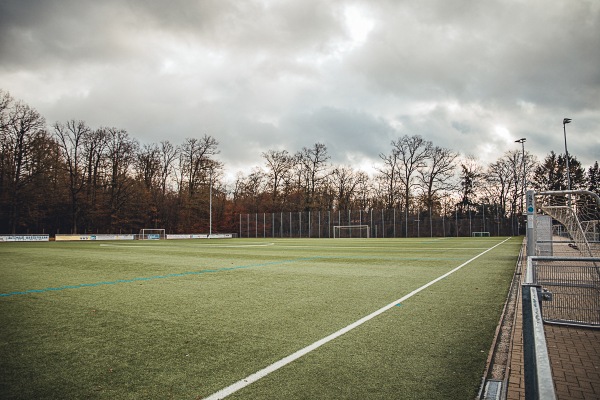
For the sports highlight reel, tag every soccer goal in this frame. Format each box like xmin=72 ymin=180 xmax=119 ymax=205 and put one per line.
xmin=333 ymin=225 xmax=370 ymax=238
xmin=136 ymin=229 xmax=166 ymax=240
xmin=472 ymin=232 xmax=490 ymax=237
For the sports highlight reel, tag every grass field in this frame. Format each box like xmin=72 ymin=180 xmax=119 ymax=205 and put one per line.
xmin=0 ymin=237 xmax=522 ymax=399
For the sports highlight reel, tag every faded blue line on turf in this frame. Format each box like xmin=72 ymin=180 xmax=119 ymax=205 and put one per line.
xmin=0 ymin=257 xmax=319 ymax=297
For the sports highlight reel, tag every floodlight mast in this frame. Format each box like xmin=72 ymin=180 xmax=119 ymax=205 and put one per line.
xmin=563 ymin=118 xmax=572 ymax=191
xmin=209 ymin=168 xmax=213 ymax=236
xmin=515 ymin=138 xmax=527 ymax=219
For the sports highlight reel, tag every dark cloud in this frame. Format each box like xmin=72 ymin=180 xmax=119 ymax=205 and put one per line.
xmin=0 ymin=0 xmax=598 ymax=178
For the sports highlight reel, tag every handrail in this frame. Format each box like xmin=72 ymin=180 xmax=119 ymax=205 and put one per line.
xmin=522 ymin=257 xmax=557 ymax=400
xmin=536 ymin=189 xmax=600 ymax=206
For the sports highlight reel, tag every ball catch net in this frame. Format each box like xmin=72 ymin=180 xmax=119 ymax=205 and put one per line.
xmin=535 ymin=190 xmax=600 ymax=258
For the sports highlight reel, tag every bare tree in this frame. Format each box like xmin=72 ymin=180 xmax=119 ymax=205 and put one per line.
xmin=238 ymin=167 xmax=267 ymax=213
xmin=180 ymin=135 xmax=220 ymax=197
xmin=1 ymin=93 xmax=65 ymax=234
xmin=158 ymin=140 xmax=179 ymax=198
xmin=54 ymin=120 xmax=91 ymax=233
xmin=0 ymin=89 xmax=12 ymax=132
xmin=376 ymin=149 xmax=402 ymax=209
xmin=103 ymin=127 xmax=139 ymax=229
xmin=458 ymin=155 xmax=484 ymax=216
xmin=296 ymin=143 xmax=331 ymax=211
xmin=0 ymin=91 xmax=14 ymax=206
xmin=82 ymin=127 xmax=108 ymax=220
xmin=418 ymin=146 xmax=459 ymax=236
xmin=330 ymin=165 xmax=367 ymax=210
xmin=393 ymin=135 xmax=432 ymax=236
xmin=354 ymin=171 xmax=373 ymax=211
xmin=262 ymin=149 xmax=294 ymax=209
xmin=136 ymin=143 xmax=161 ymax=191
xmin=485 ymin=155 xmax=514 ymax=217
xmin=2 ymin=100 xmax=48 ymax=232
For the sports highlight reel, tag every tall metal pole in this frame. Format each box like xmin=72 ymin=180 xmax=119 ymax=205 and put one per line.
xmin=563 ymin=118 xmax=572 ymax=191
xmin=515 ymin=138 xmax=527 ymax=215
xmin=209 ymin=169 xmax=213 ymax=236
xmin=515 ymin=138 xmax=526 ymax=235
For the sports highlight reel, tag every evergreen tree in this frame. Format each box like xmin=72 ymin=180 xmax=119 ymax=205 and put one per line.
xmin=532 ymin=151 xmax=586 ymax=191
xmin=588 ymin=161 xmax=600 ymax=195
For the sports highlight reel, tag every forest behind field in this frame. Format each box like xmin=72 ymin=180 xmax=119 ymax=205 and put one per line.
xmin=1 ymin=89 xmax=598 ymax=235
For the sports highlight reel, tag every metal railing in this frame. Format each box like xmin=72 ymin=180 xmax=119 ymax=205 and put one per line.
xmin=529 ymin=256 xmax=600 ymax=328
xmin=522 ymin=257 xmax=557 ymax=400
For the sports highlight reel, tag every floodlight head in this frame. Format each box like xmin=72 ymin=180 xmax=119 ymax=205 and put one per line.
xmin=515 ymin=138 xmax=526 ymax=143
xmin=563 ymin=118 xmax=572 ymax=124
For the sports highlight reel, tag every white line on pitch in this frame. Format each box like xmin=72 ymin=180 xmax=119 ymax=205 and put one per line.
xmin=271 ymin=245 xmax=491 ymax=250
xmin=202 ymin=237 xmax=513 ymax=400
xmin=208 ymin=243 xmax=275 ymax=248
xmin=99 ymin=243 xmax=275 ymax=248
xmin=99 ymin=244 xmax=165 ymax=248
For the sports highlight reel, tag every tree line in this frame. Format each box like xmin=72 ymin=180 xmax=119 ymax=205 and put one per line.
xmin=1 ymin=89 xmax=598 ymax=235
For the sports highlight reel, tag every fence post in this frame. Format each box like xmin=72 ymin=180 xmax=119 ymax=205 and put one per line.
xmin=456 ymin=207 xmax=458 ymax=237
xmin=318 ymin=211 xmax=321 ymax=238
xmin=393 ymin=208 xmax=396 ymax=238
xmin=527 ymin=190 xmax=536 ymax=257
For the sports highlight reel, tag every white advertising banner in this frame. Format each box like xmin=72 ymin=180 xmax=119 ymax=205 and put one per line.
xmin=167 ymin=234 xmax=192 ymax=240
xmin=166 ymin=234 xmax=234 ymax=239
xmin=55 ymin=234 xmax=134 ymax=241
xmin=0 ymin=235 xmax=50 ymax=242
xmin=208 ymin=234 xmax=233 ymax=239
xmin=166 ymin=234 xmax=210 ymax=239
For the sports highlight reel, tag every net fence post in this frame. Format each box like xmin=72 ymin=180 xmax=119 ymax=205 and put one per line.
xmin=527 ymin=190 xmax=536 ymax=257
xmin=393 ymin=208 xmax=396 ymax=238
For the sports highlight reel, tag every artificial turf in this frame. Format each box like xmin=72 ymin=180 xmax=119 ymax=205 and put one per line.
xmin=0 ymin=237 xmax=522 ymax=399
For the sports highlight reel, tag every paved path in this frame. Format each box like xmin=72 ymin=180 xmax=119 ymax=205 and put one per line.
xmin=506 ymin=250 xmax=600 ymax=400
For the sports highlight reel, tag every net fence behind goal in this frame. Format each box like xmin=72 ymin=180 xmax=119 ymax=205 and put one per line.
xmin=533 ymin=190 xmax=600 ymax=258
xmin=333 ymin=225 xmax=370 ymax=238
xmin=527 ymin=189 xmax=600 ymax=327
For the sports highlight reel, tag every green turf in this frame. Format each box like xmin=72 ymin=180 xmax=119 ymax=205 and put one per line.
xmin=0 ymin=237 xmax=522 ymax=399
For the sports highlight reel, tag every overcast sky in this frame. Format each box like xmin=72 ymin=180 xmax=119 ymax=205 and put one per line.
xmin=1 ymin=0 xmax=599 ymax=180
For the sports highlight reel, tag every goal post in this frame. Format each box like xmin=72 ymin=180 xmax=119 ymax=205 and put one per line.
xmin=137 ymin=229 xmax=166 ymax=240
xmin=333 ymin=225 xmax=370 ymax=238
xmin=472 ymin=232 xmax=490 ymax=237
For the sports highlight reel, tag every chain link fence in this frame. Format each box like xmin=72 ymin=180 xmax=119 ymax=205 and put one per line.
xmin=238 ymin=208 xmax=520 ymax=238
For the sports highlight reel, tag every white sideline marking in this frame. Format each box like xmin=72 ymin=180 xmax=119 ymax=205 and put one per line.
xmin=99 ymin=244 xmax=164 ymax=248
xmin=209 ymin=243 xmax=275 ymax=248
xmin=203 ymin=237 xmax=513 ymax=400
xmin=99 ymin=243 xmax=274 ymax=249
xmin=275 ymin=245 xmax=491 ymax=250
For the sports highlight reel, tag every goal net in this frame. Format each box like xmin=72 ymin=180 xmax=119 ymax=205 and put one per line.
xmin=472 ymin=232 xmax=490 ymax=237
xmin=333 ymin=225 xmax=370 ymax=238
xmin=136 ymin=229 xmax=166 ymax=240
xmin=534 ymin=190 xmax=600 ymax=258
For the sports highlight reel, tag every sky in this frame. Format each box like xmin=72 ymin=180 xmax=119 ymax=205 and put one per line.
xmin=1 ymin=0 xmax=599 ymax=180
